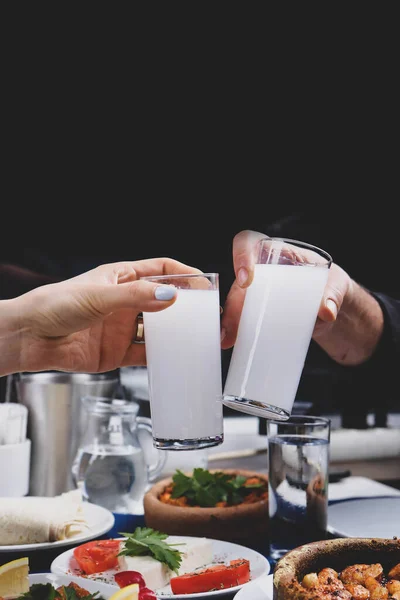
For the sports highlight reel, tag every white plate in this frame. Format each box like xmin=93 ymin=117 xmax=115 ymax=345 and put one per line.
xmin=28 ymin=573 xmax=117 ymax=599
xmin=51 ymin=536 xmax=271 ymax=599
xmin=328 ymin=497 xmax=400 ymax=538
xmin=0 ymin=502 xmax=115 ymax=552
xmin=235 ymin=574 xmax=273 ymax=600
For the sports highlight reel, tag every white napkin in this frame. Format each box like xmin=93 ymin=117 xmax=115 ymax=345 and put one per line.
xmin=274 ymin=476 xmax=400 ymax=509
xmin=330 ymin=428 xmax=400 ymax=462
xmin=0 ymin=404 xmax=28 ymax=444
xmin=328 ymin=476 xmax=400 ymax=502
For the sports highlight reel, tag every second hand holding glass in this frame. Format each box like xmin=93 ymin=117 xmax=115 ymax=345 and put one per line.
xmin=141 ymin=273 xmax=224 ymax=451
xmin=223 ymin=237 xmax=332 ymax=420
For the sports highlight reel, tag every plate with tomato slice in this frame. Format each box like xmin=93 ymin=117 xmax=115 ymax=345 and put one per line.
xmin=50 ymin=536 xmax=271 ymax=598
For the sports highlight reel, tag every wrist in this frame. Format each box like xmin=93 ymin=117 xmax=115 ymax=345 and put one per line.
xmin=335 ymin=280 xmax=384 ymax=365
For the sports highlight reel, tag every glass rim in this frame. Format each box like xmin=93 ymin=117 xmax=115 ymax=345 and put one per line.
xmin=140 ymin=272 xmax=218 ymax=281
xmin=259 ymin=236 xmax=333 ymax=267
xmin=267 ymin=415 xmax=331 ymax=427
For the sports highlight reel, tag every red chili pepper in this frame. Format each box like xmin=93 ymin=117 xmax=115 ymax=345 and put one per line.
xmin=114 ymin=571 xmax=146 ymax=589
xmin=139 ymin=586 xmax=157 ymax=600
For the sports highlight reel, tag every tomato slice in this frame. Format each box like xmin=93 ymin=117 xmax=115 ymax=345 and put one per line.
xmin=73 ymin=539 xmax=121 ymax=575
xmin=170 ymin=559 xmax=251 ymax=594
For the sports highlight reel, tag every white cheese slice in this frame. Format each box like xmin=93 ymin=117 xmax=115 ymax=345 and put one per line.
xmin=118 ymin=536 xmax=213 ymax=590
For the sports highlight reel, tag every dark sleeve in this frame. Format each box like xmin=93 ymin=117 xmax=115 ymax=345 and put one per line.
xmin=298 ymin=290 xmax=400 ymax=426
xmin=367 ymin=291 xmax=400 ymax=378
xmin=346 ymin=290 xmax=400 ymax=421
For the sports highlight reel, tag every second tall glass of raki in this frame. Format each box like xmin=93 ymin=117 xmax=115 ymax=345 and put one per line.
xmin=223 ymin=237 xmax=332 ymax=420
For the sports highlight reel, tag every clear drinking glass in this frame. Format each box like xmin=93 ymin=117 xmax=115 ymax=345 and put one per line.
xmin=223 ymin=237 xmax=332 ymax=419
xmin=141 ymin=272 xmax=224 ymax=450
xmin=267 ymin=415 xmax=331 ymax=561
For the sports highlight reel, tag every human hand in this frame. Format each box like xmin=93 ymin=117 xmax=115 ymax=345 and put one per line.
xmin=220 ymin=230 xmax=380 ymax=366
xmin=4 ymin=258 xmax=201 ymax=375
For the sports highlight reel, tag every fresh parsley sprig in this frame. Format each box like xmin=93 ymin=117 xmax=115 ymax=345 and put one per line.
xmin=119 ymin=527 xmax=184 ymax=573
xmin=171 ymin=468 xmax=265 ymax=507
xmin=19 ymin=583 xmax=102 ymax=600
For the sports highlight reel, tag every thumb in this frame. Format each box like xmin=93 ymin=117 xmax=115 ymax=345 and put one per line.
xmin=318 ymin=264 xmax=349 ymax=322
xmin=232 ymin=230 xmax=266 ymax=288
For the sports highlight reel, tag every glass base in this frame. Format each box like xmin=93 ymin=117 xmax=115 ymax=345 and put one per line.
xmin=223 ymin=395 xmax=290 ymax=420
xmin=153 ymin=434 xmax=223 ymax=450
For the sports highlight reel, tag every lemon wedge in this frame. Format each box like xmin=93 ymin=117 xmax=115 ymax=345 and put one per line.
xmin=109 ymin=583 xmax=140 ymax=600
xmin=0 ymin=557 xmax=29 ymax=599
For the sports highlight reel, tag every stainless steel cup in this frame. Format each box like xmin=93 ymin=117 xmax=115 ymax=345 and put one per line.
xmin=16 ymin=371 xmax=120 ymax=496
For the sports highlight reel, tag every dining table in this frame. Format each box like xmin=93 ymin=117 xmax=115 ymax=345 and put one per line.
xmin=2 ymin=415 xmax=400 ymax=599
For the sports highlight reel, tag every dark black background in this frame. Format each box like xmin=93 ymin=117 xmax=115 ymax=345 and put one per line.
xmin=1 ymin=18 xmax=399 ymax=427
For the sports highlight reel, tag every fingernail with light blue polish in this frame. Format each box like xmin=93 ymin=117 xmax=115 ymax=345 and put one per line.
xmin=155 ymin=285 xmax=176 ymax=300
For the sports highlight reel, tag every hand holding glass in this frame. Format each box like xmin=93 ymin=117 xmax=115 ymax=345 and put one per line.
xmin=223 ymin=237 xmax=332 ymax=419
xmin=141 ymin=273 xmax=224 ymax=450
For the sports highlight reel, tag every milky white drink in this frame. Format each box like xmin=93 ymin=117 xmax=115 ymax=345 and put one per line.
xmin=223 ymin=262 xmax=329 ymax=419
xmin=143 ymin=285 xmax=223 ymax=449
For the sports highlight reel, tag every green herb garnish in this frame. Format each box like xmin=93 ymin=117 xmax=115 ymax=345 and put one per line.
xmin=18 ymin=583 xmax=103 ymax=600
xmin=19 ymin=583 xmax=59 ymax=600
xmin=62 ymin=587 xmax=101 ymax=600
xmin=119 ymin=527 xmax=184 ymax=573
xmin=171 ymin=468 xmax=266 ymax=507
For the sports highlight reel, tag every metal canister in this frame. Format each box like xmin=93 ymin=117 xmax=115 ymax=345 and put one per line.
xmin=16 ymin=371 xmax=120 ymax=496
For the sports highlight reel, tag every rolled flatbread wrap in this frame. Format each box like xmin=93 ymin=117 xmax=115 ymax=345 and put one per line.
xmin=0 ymin=489 xmax=89 ymax=545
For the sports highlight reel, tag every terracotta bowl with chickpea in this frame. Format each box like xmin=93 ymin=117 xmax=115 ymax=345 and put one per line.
xmin=143 ymin=468 xmax=268 ymax=544
xmin=273 ymin=537 xmax=400 ymax=600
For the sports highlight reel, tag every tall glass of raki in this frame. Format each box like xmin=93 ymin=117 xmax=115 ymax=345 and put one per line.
xmin=267 ymin=415 xmax=331 ymax=562
xmin=141 ymin=272 xmax=224 ymax=450
xmin=223 ymin=237 xmax=332 ymax=420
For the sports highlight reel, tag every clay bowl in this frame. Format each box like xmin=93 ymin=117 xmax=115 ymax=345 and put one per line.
xmin=273 ymin=537 xmax=400 ymax=600
xmin=143 ymin=468 xmax=268 ymax=545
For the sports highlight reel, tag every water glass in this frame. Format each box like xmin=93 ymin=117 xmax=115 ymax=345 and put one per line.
xmin=223 ymin=237 xmax=332 ymax=419
xmin=141 ymin=272 xmax=224 ymax=450
xmin=267 ymin=415 xmax=331 ymax=561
